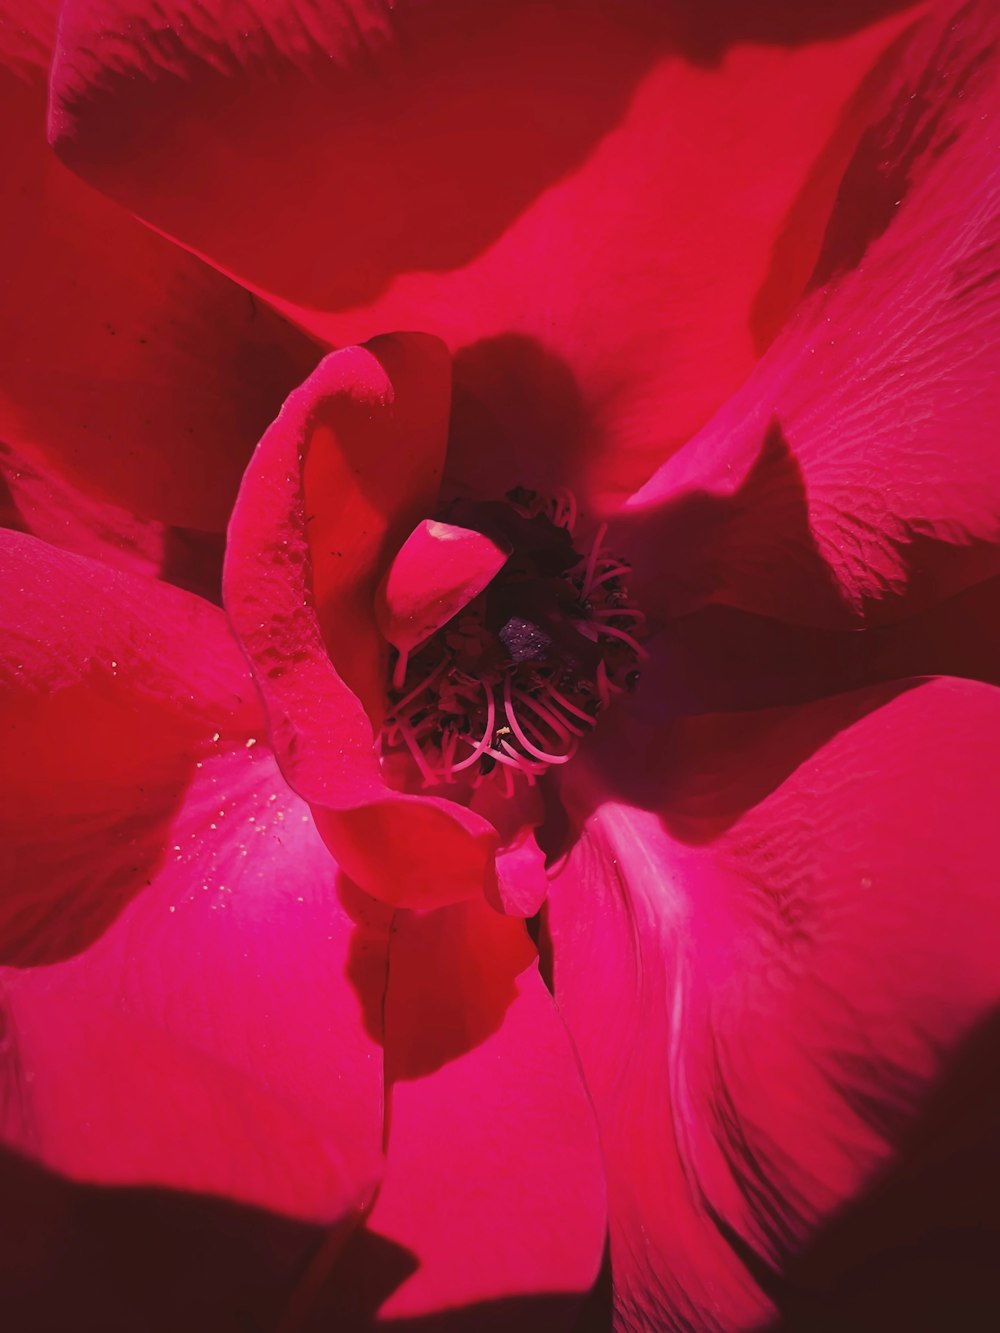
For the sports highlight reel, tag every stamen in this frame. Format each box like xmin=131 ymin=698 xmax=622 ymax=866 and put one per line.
xmin=378 ymin=492 xmax=643 ymax=793
xmin=594 ymin=607 xmax=646 ymax=623
xmin=513 ymin=687 xmax=583 ymax=739
xmin=588 ymin=562 xmax=632 ymax=590
xmin=503 ymin=676 xmax=575 ymax=765
xmin=593 ymin=621 xmax=650 ymax=658
xmin=543 ymin=682 xmax=599 ymax=728
xmin=448 ymin=683 xmax=497 ymax=774
xmin=391 ymin=647 xmax=410 ymax=691
xmin=391 ymin=658 xmax=448 ymax=717
xmin=396 ymin=716 xmax=441 ymax=787
xmin=580 ymin=521 xmax=608 ymax=600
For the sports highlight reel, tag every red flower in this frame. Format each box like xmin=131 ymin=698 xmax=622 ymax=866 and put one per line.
xmin=2 ymin=1 xmax=1000 ymax=1330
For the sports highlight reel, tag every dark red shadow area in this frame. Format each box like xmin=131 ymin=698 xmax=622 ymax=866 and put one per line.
xmin=667 ymin=0 xmax=921 ymax=63
xmin=55 ymin=0 xmax=923 ymax=314
xmin=766 ymin=1006 xmax=1000 ymax=1332
xmin=618 ymin=418 xmax=854 ymax=629
xmin=340 ymin=875 xmax=527 ymax=1083
xmin=550 ymin=411 xmax=1000 ymax=848
xmin=55 ymin=1 xmax=672 ymax=310
xmin=446 ymin=335 xmax=593 ymax=506
xmin=303 ymin=1224 xmax=594 ymax=1333
xmin=0 ymin=1146 xmax=325 ymax=1333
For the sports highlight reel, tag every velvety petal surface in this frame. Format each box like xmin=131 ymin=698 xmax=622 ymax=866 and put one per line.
xmin=546 ymin=676 xmax=1000 ymax=1331
xmin=0 ymin=533 xmax=388 ymax=1319
xmin=376 ymin=519 xmax=510 ymax=657
xmin=307 ymin=900 xmax=607 ymax=1330
xmin=623 ymin=0 xmax=1000 ymax=628
xmin=51 ymin=0 xmax=921 ymax=506
xmin=224 ymin=336 xmax=500 ymax=909
xmin=633 ymin=570 xmax=1000 ymax=722
xmin=0 ymin=5 xmax=318 ymax=537
xmin=0 ymin=435 xmax=227 ymax=601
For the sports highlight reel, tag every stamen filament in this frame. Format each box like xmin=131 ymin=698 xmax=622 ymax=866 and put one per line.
xmin=503 ymin=676 xmax=575 ymax=764
xmin=448 ymin=684 xmax=497 ymax=774
xmin=594 ymin=621 xmax=650 ymax=658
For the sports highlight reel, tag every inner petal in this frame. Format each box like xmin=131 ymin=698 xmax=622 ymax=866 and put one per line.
xmin=376 ymin=518 xmax=511 ymax=664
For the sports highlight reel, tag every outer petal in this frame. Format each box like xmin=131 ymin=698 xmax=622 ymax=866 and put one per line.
xmin=0 ymin=435 xmax=225 ymax=601
xmin=0 ymin=533 xmax=387 ymax=1321
xmin=634 ymin=571 xmax=1000 ymax=720
xmin=307 ymin=900 xmax=607 ymax=1330
xmin=547 ymin=677 xmax=1000 ymax=1331
xmin=624 ymin=0 xmax=1000 ymax=628
xmin=0 ymin=11 xmax=318 ymax=539
xmin=50 ymin=0 xmax=920 ymax=506
xmin=224 ymin=337 xmax=500 ymax=909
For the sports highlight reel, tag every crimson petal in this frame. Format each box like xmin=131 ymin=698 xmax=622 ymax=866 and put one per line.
xmin=50 ymin=0 xmax=920 ymax=505
xmin=0 ymin=5 xmax=318 ymax=543
xmin=0 ymin=534 xmax=387 ymax=1317
xmin=548 ymin=676 xmax=1000 ymax=1330
xmin=624 ymin=0 xmax=1000 ymax=628
xmin=224 ymin=336 xmax=500 ymax=909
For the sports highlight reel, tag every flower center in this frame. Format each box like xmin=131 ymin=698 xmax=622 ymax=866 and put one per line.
xmin=378 ymin=489 xmax=644 ymax=794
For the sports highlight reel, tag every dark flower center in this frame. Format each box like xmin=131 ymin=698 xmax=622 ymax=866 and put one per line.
xmin=379 ymin=489 xmax=644 ymax=794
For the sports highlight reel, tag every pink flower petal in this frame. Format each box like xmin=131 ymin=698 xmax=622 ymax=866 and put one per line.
xmin=624 ymin=0 xmax=1000 ymax=627
xmin=547 ymin=676 xmax=1000 ymax=1330
xmin=50 ymin=0 xmax=919 ymax=506
xmin=0 ymin=533 xmax=389 ymax=1318
xmin=376 ymin=518 xmax=509 ymax=657
xmin=309 ymin=900 xmax=606 ymax=1328
xmin=224 ymin=337 xmax=500 ymax=909
xmin=0 ymin=436 xmax=229 ymax=601
xmin=0 ymin=18 xmax=318 ymax=536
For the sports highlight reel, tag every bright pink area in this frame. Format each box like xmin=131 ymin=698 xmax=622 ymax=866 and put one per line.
xmin=312 ymin=898 xmax=606 ymax=1328
xmin=376 ymin=518 xmax=509 ymax=656
xmin=0 ymin=534 xmax=388 ymax=1303
xmin=223 ymin=337 xmax=500 ymax=908
xmin=623 ymin=0 xmax=1000 ymax=628
xmin=548 ymin=676 xmax=1000 ymax=1330
xmin=50 ymin=0 xmax=921 ymax=508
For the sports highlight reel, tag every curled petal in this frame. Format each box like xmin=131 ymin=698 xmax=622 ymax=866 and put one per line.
xmin=224 ymin=336 xmax=500 ymax=908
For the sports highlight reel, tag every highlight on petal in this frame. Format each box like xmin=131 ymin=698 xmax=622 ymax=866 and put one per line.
xmin=376 ymin=518 xmax=510 ymax=657
xmin=547 ymin=676 xmax=1000 ymax=1331
xmin=50 ymin=0 xmax=921 ymax=506
xmin=0 ymin=532 xmax=389 ymax=1318
xmin=624 ymin=0 xmax=1000 ymax=629
xmin=224 ymin=336 xmax=501 ymax=909
xmin=0 ymin=13 xmax=318 ymax=540
xmin=308 ymin=899 xmax=607 ymax=1329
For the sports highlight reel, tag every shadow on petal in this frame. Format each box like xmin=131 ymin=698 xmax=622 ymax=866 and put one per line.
xmin=0 ymin=1144 xmax=332 ymax=1333
xmin=767 ymin=1005 xmax=1000 ymax=1332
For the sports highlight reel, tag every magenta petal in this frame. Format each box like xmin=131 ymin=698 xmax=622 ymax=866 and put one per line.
xmin=224 ymin=337 xmax=500 ymax=909
xmin=376 ymin=518 xmax=509 ymax=656
xmin=548 ymin=676 xmax=1000 ymax=1330
xmin=0 ymin=534 xmax=387 ymax=1310
xmin=625 ymin=0 xmax=1000 ymax=627
xmin=313 ymin=900 xmax=606 ymax=1327
xmin=0 ymin=36 xmax=318 ymax=537
xmin=50 ymin=0 xmax=919 ymax=505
